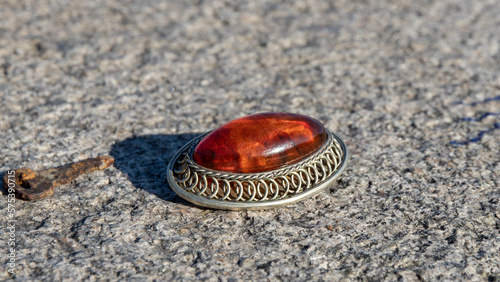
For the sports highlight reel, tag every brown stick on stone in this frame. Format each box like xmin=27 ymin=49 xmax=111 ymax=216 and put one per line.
xmin=2 ymin=156 xmax=114 ymax=201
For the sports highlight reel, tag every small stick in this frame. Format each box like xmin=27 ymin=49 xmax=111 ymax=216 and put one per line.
xmin=2 ymin=156 xmax=114 ymax=201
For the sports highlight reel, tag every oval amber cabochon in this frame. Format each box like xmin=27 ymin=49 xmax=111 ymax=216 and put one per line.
xmin=193 ymin=112 xmax=327 ymax=173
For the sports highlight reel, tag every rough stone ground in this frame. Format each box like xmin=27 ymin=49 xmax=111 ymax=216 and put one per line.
xmin=1 ymin=0 xmax=499 ymax=280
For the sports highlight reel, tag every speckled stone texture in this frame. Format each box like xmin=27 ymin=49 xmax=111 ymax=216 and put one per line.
xmin=1 ymin=0 xmax=499 ymax=280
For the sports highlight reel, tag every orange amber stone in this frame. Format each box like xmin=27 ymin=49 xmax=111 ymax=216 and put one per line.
xmin=193 ymin=113 xmax=327 ymax=173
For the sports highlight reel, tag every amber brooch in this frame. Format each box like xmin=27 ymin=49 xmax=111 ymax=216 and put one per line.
xmin=167 ymin=112 xmax=348 ymax=210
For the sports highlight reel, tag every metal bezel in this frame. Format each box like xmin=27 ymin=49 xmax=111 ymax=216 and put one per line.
xmin=167 ymin=129 xmax=348 ymax=210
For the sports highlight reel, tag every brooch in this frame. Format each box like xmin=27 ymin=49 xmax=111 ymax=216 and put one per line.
xmin=167 ymin=112 xmax=348 ymax=210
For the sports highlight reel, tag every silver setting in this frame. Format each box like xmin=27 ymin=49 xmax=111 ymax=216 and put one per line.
xmin=167 ymin=129 xmax=348 ymax=210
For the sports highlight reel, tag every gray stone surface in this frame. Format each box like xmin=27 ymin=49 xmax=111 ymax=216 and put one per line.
xmin=1 ymin=0 xmax=499 ymax=280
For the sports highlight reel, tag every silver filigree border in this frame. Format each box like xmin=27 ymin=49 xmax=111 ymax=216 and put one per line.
xmin=167 ymin=129 xmax=348 ymax=210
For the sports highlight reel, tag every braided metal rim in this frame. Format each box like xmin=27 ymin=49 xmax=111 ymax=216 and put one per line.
xmin=167 ymin=129 xmax=348 ymax=210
